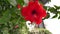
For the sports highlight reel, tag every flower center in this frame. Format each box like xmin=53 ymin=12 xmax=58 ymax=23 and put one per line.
xmin=32 ymin=10 xmax=38 ymax=17
xmin=32 ymin=10 xmax=36 ymax=15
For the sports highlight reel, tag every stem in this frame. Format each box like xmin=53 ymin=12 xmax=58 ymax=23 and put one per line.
xmin=42 ymin=21 xmax=45 ymax=28
xmin=38 ymin=21 xmax=45 ymax=28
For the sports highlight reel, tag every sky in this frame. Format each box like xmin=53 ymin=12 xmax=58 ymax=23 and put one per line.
xmin=44 ymin=0 xmax=60 ymax=34
xmin=45 ymin=0 xmax=60 ymax=7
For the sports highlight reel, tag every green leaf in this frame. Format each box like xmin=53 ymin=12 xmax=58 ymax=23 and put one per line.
xmin=43 ymin=13 xmax=50 ymax=19
xmin=52 ymin=14 xmax=58 ymax=18
xmin=48 ymin=7 xmax=58 ymax=14
xmin=20 ymin=18 xmax=26 ymax=22
xmin=7 ymin=0 xmax=17 ymax=6
xmin=58 ymin=16 xmax=60 ymax=19
xmin=43 ymin=6 xmax=48 ymax=10
xmin=57 ymin=11 xmax=60 ymax=14
xmin=48 ymin=7 xmax=55 ymax=12
xmin=54 ymin=5 xmax=60 ymax=9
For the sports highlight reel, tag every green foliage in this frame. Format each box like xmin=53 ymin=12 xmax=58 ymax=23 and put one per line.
xmin=7 ymin=0 xmax=17 ymax=7
xmin=58 ymin=16 xmax=60 ymax=19
xmin=28 ymin=28 xmax=52 ymax=34
xmin=0 ymin=0 xmax=27 ymax=34
xmin=0 ymin=10 xmax=11 ymax=24
xmin=44 ymin=5 xmax=60 ymax=19
xmin=52 ymin=14 xmax=58 ymax=18
xmin=16 ymin=0 xmax=24 ymax=6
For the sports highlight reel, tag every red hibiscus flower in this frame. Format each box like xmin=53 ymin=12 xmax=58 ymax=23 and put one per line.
xmin=21 ymin=0 xmax=47 ymax=25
